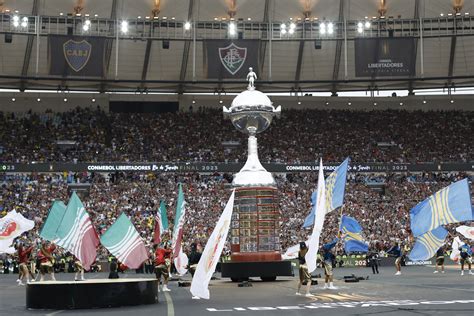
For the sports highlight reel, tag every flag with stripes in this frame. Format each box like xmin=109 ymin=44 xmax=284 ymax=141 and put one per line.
xmin=100 ymin=213 xmax=148 ymax=269
xmin=408 ymin=226 xmax=448 ymax=261
xmin=339 ymin=215 xmax=369 ymax=253
xmin=172 ymin=184 xmax=186 ymax=259
xmin=39 ymin=200 xmax=67 ymax=242
xmin=303 ymin=157 xmax=350 ymax=228
xmin=55 ymin=192 xmax=99 ymax=270
xmin=410 ymin=178 xmax=472 ymax=237
xmin=171 ymin=184 xmax=188 ymax=275
xmin=153 ymin=200 xmax=169 ymax=245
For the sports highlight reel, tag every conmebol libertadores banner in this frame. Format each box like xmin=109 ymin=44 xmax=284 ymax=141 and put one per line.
xmin=354 ymin=38 xmax=416 ymax=77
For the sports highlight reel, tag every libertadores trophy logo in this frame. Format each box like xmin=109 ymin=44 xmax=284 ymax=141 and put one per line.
xmin=63 ymin=39 xmax=92 ymax=72
xmin=0 ymin=219 xmax=18 ymax=240
xmin=219 ymin=43 xmax=247 ymax=75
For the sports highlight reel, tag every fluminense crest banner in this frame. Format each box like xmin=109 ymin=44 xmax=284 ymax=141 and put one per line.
xmin=355 ymin=38 xmax=416 ymax=77
xmin=205 ymin=40 xmax=260 ymax=79
xmin=49 ymin=36 xmax=107 ymax=77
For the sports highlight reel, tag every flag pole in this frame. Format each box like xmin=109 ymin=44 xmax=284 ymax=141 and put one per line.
xmin=337 ymin=205 xmax=344 ymax=238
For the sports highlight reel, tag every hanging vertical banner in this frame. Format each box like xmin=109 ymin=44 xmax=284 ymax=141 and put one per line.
xmin=204 ymin=40 xmax=260 ymax=79
xmin=48 ymin=36 xmax=107 ymax=77
xmin=354 ymin=38 xmax=416 ymax=77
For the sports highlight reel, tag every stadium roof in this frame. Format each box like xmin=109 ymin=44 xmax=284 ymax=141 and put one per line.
xmin=0 ymin=0 xmax=473 ymax=93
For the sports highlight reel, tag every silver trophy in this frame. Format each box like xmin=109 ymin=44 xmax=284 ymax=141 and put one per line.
xmin=223 ymin=67 xmax=281 ymax=187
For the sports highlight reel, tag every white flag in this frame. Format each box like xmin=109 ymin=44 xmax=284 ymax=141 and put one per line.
xmin=0 ymin=210 xmax=35 ymax=252
xmin=455 ymin=226 xmax=474 ymax=241
xmin=305 ymin=159 xmax=327 ymax=273
xmin=282 ymin=240 xmax=310 ymax=260
xmin=174 ymin=247 xmax=189 ymax=276
xmin=190 ymin=190 xmax=235 ymax=299
xmin=450 ymin=236 xmax=463 ymax=262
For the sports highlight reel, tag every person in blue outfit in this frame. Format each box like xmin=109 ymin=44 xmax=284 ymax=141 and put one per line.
xmin=459 ymin=240 xmax=473 ymax=276
xmin=322 ymin=238 xmax=338 ymax=289
xmin=387 ymin=242 xmax=402 ymax=275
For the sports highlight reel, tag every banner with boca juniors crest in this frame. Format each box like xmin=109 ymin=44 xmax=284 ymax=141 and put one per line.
xmin=48 ymin=36 xmax=107 ymax=77
xmin=205 ymin=40 xmax=260 ymax=79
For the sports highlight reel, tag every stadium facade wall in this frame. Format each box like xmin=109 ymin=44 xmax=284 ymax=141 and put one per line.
xmin=0 ymin=93 xmax=473 ymax=113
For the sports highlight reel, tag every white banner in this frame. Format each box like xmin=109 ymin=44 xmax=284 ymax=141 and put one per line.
xmin=190 ymin=190 xmax=235 ymax=299
xmin=456 ymin=225 xmax=474 ymax=241
xmin=305 ymin=159 xmax=327 ymax=273
xmin=0 ymin=210 xmax=35 ymax=252
xmin=450 ymin=236 xmax=462 ymax=262
xmin=174 ymin=247 xmax=189 ymax=276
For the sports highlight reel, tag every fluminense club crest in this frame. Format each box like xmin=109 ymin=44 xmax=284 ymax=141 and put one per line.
xmin=63 ymin=39 xmax=92 ymax=72
xmin=219 ymin=43 xmax=247 ymax=75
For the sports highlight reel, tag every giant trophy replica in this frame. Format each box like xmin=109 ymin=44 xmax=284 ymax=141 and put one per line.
xmin=221 ymin=68 xmax=292 ymax=281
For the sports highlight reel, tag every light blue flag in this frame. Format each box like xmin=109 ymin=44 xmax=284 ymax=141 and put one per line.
xmin=408 ymin=226 xmax=448 ymax=261
xmin=410 ymin=178 xmax=472 ymax=237
xmin=302 ymin=191 xmax=317 ymax=228
xmin=303 ymin=158 xmax=350 ymax=228
xmin=339 ymin=215 xmax=369 ymax=253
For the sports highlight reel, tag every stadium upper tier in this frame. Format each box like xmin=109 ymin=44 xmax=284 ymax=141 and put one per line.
xmin=0 ymin=0 xmax=474 ymax=92
xmin=0 ymin=108 xmax=472 ymax=164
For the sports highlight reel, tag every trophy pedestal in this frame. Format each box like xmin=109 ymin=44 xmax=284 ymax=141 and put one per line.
xmin=221 ymin=187 xmax=292 ymax=281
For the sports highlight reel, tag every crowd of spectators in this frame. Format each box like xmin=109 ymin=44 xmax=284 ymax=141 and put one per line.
xmin=1 ymin=171 xmax=472 ymax=263
xmin=0 ymin=107 xmax=472 ymax=163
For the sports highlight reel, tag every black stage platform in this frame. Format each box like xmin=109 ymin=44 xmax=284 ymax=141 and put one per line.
xmin=221 ymin=260 xmax=293 ymax=281
xmin=26 ymin=278 xmax=158 ymax=309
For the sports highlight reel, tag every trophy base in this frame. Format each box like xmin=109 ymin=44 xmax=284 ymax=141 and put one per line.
xmin=221 ymin=261 xmax=293 ymax=282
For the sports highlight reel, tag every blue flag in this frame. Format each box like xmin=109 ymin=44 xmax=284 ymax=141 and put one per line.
xmin=339 ymin=215 xmax=369 ymax=253
xmin=303 ymin=158 xmax=350 ymax=228
xmin=410 ymin=179 xmax=472 ymax=237
xmin=408 ymin=226 xmax=448 ymax=261
xmin=302 ymin=191 xmax=317 ymax=228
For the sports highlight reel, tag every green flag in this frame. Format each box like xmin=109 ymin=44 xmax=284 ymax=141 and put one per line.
xmin=39 ymin=201 xmax=67 ymax=242
xmin=160 ymin=201 xmax=169 ymax=232
xmin=100 ymin=213 xmax=148 ymax=269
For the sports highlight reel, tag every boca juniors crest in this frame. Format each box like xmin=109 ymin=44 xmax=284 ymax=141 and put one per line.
xmin=63 ymin=40 xmax=92 ymax=72
xmin=218 ymin=43 xmax=247 ymax=75
xmin=49 ymin=36 xmax=106 ymax=77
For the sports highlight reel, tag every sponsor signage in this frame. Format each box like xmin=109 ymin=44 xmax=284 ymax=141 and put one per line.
xmin=355 ymin=38 xmax=416 ymax=77
xmin=205 ymin=40 xmax=260 ymax=79
xmin=0 ymin=162 xmax=472 ymax=173
xmin=49 ymin=36 xmax=108 ymax=77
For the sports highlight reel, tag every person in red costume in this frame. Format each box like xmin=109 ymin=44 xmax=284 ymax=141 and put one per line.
xmin=37 ymin=241 xmax=56 ymax=281
xmin=15 ymin=243 xmax=34 ymax=285
xmin=154 ymin=243 xmax=172 ymax=292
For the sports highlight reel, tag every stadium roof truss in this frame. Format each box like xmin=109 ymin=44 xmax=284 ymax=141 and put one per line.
xmin=0 ymin=0 xmax=474 ymax=93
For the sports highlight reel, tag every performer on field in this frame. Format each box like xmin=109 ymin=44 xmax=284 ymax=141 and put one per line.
xmin=73 ymin=256 xmax=85 ymax=281
xmin=154 ymin=242 xmax=172 ymax=292
xmin=187 ymin=242 xmax=202 ymax=277
xmin=387 ymin=241 xmax=402 ymax=275
xmin=16 ymin=243 xmax=34 ymax=285
xmin=322 ymin=238 xmax=338 ymax=290
xmin=367 ymin=244 xmax=379 ymax=274
xmin=433 ymin=246 xmax=445 ymax=274
xmin=296 ymin=242 xmax=313 ymax=297
xmin=37 ymin=241 xmax=56 ymax=281
xmin=459 ymin=240 xmax=473 ymax=276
